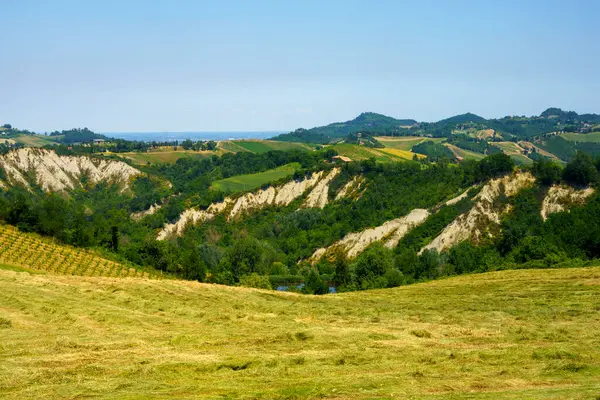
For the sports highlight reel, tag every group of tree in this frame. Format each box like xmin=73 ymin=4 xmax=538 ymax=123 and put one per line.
xmin=2 ymin=144 xmax=600 ymax=294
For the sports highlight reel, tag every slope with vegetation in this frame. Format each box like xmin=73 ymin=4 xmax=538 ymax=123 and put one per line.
xmin=0 ymin=224 xmax=152 ymax=278
xmin=272 ymin=108 xmax=600 ymax=163
xmin=0 ymin=266 xmax=599 ymax=399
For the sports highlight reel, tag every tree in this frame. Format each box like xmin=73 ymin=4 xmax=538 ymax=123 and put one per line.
xmin=476 ymin=153 xmax=514 ymax=181
xmin=532 ymin=159 xmax=561 ymax=185
xmin=239 ymin=273 xmax=272 ymax=289
xmin=111 ymin=226 xmax=119 ymax=252
xmin=302 ymin=270 xmax=329 ymax=295
xmin=332 ymin=251 xmax=352 ymax=288
xmin=354 ymin=244 xmax=394 ymax=288
xmin=563 ymin=152 xmax=600 ymax=187
xmin=227 ymin=237 xmax=265 ymax=280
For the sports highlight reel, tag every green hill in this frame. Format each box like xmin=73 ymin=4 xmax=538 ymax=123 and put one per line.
xmin=273 ymin=108 xmax=600 ymax=149
xmin=272 ymin=112 xmax=417 ymax=144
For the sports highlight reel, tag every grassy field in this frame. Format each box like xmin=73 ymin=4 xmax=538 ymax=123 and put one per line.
xmin=11 ymin=134 xmax=59 ymax=147
xmin=0 ymin=266 xmax=599 ymax=399
xmin=375 ymin=136 xmax=446 ymax=151
xmin=219 ymin=140 xmax=315 ymax=154
xmin=211 ymin=162 xmax=301 ymax=193
xmin=561 ymin=132 xmax=600 ymax=143
xmin=0 ymin=224 xmax=154 ymax=278
xmin=329 ymin=143 xmax=409 ymax=162
xmin=379 ymin=147 xmax=426 ymax=160
xmin=444 ymin=143 xmax=486 ymax=160
xmin=118 ymin=149 xmax=217 ymax=165
xmin=491 ymin=142 xmax=533 ymax=165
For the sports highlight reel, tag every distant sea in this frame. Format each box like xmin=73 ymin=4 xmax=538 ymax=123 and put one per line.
xmin=101 ymin=131 xmax=286 ymax=142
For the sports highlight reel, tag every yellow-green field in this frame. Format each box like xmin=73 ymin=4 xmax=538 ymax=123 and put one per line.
xmin=561 ymin=132 xmax=600 ymax=143
xmin=219 ymin=140 xmax=315 ymax=154
xmin=379 ymin=147 xmax=426 ymax=160
xmin=491 ymin=142 xmax=533 ymax=165
xmin=118 ymin=149 xmax=217 ymax=165
xmin=211 ymin=162 xmax=301 ymax=193
xmin=375 ymin=136 xmax=446 ymax=152
xmin=0 ymin=265 xmax=599 ymax=399
xmin=329 ymin=143 xmax=409 ymax=162
xmin=0 ymin=224 xmax=153 ymax=278
xmin=444 ymin=143 xmax=486 ymax=160
xmin=11 ymin=134 xmax=59 ymax=147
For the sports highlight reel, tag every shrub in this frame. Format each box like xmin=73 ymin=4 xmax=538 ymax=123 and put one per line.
xmin=239 ymin=273 xmax=272 ymax=290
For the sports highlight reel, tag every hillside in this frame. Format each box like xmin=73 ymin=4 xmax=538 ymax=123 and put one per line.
xmin=0 ymin=224 xmax=154 ymax=278
xmin=272 ymin=112 xmax=417 ymax=144
xmin=1 ymin=266 xmax=599 ymax=399
xmin=273 ymin=108 xmax=600 ymax=162
xmin=0 ymin=147 xmax=141 ymax=191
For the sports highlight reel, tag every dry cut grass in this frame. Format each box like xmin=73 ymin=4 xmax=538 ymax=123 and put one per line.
xmin=1 ymin=266 xmax=599 ymax=399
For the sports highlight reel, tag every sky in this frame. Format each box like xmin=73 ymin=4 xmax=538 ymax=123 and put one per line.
xmin=1 ymin=0 xmax=599 ymax=133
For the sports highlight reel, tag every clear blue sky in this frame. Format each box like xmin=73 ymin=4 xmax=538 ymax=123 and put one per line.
xmin=1 ymin=0 xmax=599 ymax=132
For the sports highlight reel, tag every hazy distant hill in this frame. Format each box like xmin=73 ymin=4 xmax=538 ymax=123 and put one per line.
xmin=272 ymin=112 xmax=417 ymax=144
xmin=273 ymin=108 xmax=600 ymax=143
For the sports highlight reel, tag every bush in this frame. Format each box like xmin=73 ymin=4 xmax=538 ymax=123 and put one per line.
xmin=239 ymin=273 xmax=272 ymax=290
xmin=563 ymin=152 xmax=600 ymax=187
xmin=302 ymin=270 xmax=329 ymax=295
xmin=532 ymin=159 xmax=561 ymax=185
xmin=476 ymin=153 xmax=514 ymax=181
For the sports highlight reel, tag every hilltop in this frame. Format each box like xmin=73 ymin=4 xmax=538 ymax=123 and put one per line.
xmin=272 ymin=108 xmax=600 ymax=162
xmin=272 ymin=112 xmax=417 ymax=144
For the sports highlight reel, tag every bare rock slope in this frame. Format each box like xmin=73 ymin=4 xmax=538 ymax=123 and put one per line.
xmin=0 ymin=148 xmax=140 ymax=192
xmin=420 ymin=172 xmax=536 ymax=254
xmin=540 ymin=185 xmax=595 ymax=220
xmin=311 ymin=208 xmax=430 ymax=262
xmin=158 ymin=169 xmax=343 ymax=240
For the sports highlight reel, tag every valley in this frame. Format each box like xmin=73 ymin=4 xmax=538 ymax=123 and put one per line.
xmin=2 ymin=108 xmax=600 ymax=399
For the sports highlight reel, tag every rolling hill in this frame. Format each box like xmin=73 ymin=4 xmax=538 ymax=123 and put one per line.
xmin=272 ymin=112 xmax=418 ymax=144
xmin=1 ymin=264 xmax=599 ymax=399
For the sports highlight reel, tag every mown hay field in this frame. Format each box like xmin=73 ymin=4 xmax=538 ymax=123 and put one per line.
xmin=1 ymin=265 xmax=599 ymax=399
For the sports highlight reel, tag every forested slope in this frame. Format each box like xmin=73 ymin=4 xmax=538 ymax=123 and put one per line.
xmin=1 ymin=145 xmax=600 ymax=294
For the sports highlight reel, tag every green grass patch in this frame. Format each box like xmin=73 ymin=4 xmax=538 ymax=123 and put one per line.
xmin=211 ymin=162 xmax=301 ymax=193
xmin=120 ymin=150 xmax=214 ymax=165
xmin=12 ymin=134 xmax=59 ymax=147
xmin=561 ymin=132 xmax=600 ymax=143
xmin=227 ymin=140 xmax=315 ymax=154
xmin=376 ymin=136 xmax=445 ymax=151
xmin=444 ymin=143 xmax=486 ymax=160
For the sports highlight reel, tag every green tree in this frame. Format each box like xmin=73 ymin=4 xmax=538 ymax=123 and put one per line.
xmin=532 ymin=159 xmax=561 ymax=185
xmin=239 ymin=273 xmax=272 ymax=289
xmin=562 ymin=152 xmax=600 ymax=186
xmin=332 ymin=251 xmax=352 ymax=288
xmin=302 ymin=270 xmax=329 ymax=295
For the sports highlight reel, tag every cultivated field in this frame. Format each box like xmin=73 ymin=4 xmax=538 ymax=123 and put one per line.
xmin=118 ymin=149 xmax=216 ymax=165
xmin=561 ymin=132 xmax=600 ymax=143
xmin=11 ymin=134 xmax=59 ymax=147
xmin=220 ymin=140 xmax=315 ymax=154
xmin=211 ymin=162 xmax=301 ymax=193
xmin=329 ymin=143 xmax=409 ymax=162
xmin=375 ymin=136 xmax=445 ymax=151
xmin=444 ymin=143 xmax=486 ymax=160
xmin=1 ymin=265 xmax=599 ymax=399
xmin=491 ymin=142 xmax=533 ymax=165
xmin=0 ymin=224 xmax=153 ymax=278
